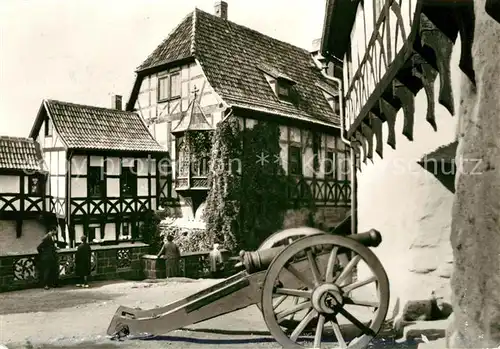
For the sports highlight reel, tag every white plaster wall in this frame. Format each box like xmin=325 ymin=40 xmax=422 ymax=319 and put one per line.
xmin=356 ymin=41 xmax=462 ymax=309
xmin=0 ymin=175 xmax=19 ymax=193
xmin=71 ymin=156 xmax=87 ymax=176
xmin=71 ymin=177 xmax=87 ymax=197
xmin=0 ymin=219 xmax=47 ymax=255
xmin=107 ymin=178 xmax=120 ymax=197
xmin=106 ymin=157 xmax=120 ymax=176
xmin=74 ymin=224 xmax=84 ymax=243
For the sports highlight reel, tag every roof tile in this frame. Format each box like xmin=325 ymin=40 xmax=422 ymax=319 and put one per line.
xmin=45 ymin=100 xmax=165 ymax=153
xmin=137 ymin=8 xmax=340 ymax=127
xmin=0 ymin=136 xmax=45 ymax=172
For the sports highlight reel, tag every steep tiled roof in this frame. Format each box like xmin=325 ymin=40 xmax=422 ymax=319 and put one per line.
xmin=135 ymin=8 xmax=339 ymax=127
xmin=137 ymin=12 xmax=194 ymax=71
xmin=172 ymin=94 xmax=213 ymax=134
xmin=0 ymin=136 xmax=45 ymax=172
xmin=43 ymin=100 xmax=165 ymax=152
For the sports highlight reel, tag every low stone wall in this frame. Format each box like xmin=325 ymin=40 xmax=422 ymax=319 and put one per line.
xmin=0 ymin=242 xmax=149 ymax=292
xmin=142 ymin=249 xmax=235 ymax=279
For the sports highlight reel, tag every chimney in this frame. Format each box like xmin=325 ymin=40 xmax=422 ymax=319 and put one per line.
xmin=214 ymin=1 xmax=228 ymax=20
xmin=111 ymin=94 xmax=122 ymax=111
xmin=310 ymin=38 xmax=321 ymax=54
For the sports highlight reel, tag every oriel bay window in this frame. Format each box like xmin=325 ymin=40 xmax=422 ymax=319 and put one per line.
xmin=88 ymin=166 xmax=105 ymax=197
xmin=121 ymin=162 xmax=137 ymax=197
xmin=158 ymin=72 xmax=181 ymax=102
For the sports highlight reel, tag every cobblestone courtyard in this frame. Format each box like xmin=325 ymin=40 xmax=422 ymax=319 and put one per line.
xmin=0 ymin=279 xmax=444 ymax=349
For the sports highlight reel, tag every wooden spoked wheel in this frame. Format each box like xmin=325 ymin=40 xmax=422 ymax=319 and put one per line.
xmin=261 ymin=234 xmax=389 ymax=349
xmin=257 ymin=227 xmax=324 ymax=323
xmin=258 ymin=227 xmax=323 ymax=250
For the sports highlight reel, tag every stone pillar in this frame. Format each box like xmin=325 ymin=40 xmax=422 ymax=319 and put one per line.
xmin=447 ymin=1 xmax=500 ymax=347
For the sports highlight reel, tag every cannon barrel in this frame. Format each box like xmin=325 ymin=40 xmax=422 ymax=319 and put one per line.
xmin=348 ymin=228 xmax=382 ymax=247
xmin=240 ymin=229 xmax=382 ymax=274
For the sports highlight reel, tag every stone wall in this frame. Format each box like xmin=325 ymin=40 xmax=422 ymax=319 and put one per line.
xmin=0 ymin=242 xmax=149 ymax=292
xmin=142 ymin=249 xmax=235 ymax=279
xmin=356 ymin=38 xmax=463 ymax=313
xmin=447 ymin=3 xmax=500 ymax=347
xmin=0 ymin=219 xmax=47 ymax=255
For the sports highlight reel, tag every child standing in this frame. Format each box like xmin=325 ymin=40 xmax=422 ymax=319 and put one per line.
xmin=75 ymin=235 xmax=92 ymax=288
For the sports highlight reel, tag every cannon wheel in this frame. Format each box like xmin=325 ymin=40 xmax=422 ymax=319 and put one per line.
xmin=256 ymin=227 xmax=322 ymax=324
xmin=257 ymin=227 xmax=351 ymax=331
xmin=258 ymin=227 xmax=323 ymax=250
xmin=261 ymin=234 xmax=389 ymax=349
xmin=257 ymin=227 xmax=350 ymax=331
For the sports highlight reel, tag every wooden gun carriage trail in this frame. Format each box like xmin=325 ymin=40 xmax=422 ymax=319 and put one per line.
xmin=107 ymin=219 xmax=391 ymax=349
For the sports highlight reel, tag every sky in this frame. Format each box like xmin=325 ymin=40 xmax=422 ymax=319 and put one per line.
xmin=0 ymin=0 xmax=326 ymax=137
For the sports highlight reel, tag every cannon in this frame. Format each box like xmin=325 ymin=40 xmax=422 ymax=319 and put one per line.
xmin=107 ymin=224 xmax=389 ymax=349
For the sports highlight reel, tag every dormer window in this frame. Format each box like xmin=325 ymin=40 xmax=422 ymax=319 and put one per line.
xmin=277 ymin=82 xmax=291 ymax=98
xmin=319 ymin=85 xmax=341 ymax=115
xmin=258 ymin=64 xmax=297 ymax=103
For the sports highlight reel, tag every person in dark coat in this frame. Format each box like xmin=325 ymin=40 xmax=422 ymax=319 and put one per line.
xmin=157 ymin=235 xmax=181 ymax=277
xmin=75 ymin=235 xmax=92 ymax=288
xmin=37 ymin=231 xmax=59 ymax=290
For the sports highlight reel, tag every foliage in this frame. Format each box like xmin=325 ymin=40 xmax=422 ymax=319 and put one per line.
xmin=184 ymin=130 xmax=214 ymax=159
xmin=204 ymin=117 xmax=243 ymax=251
xmin=205 ymin=117 xmax=309 ymax=252
xmin=238 ymin=122 xmax=290 ymax=250
xmin=139 ymin=210 xmax=163 ymax=254
xmin=159 ymin=225 xmax=213 ymax=252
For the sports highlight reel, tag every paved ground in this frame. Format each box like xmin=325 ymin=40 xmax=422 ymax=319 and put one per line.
xmin=0 ymin=279 xmax=446 ymax=349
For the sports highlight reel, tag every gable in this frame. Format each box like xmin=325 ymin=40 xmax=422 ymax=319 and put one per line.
xmin=130 ymin=8 xmax=340 ymax=128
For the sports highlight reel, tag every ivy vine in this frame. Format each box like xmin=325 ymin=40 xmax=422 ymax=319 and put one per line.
xmin=184 ymin=131 xmax=214 ymax=159
xmin=205 ymin=117 xmax=314 ymax=252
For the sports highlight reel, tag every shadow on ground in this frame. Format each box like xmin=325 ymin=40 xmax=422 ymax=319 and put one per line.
xmin=0 ymin=286 xmax=122 ymax=315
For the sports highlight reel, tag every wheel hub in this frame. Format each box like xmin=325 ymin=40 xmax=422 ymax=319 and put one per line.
xmin=311 ymin=283 xmax=343 ymax=314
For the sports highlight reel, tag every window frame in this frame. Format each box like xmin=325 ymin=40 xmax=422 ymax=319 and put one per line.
xmin=87 ymin=166 xmax=105 ymax=198
xmin=28 ymin=175 xmax=43 ymax=196
xmin=87 ymin=225 xmax=99 ymax=242
xmin=157 ymin=72 xmax=181 ymax=102
xmin=288 ymin=145 xmax=303 ymax=176
xmin=324 ymin=150 xmax=336 ymax=179
xmin=45 ymin=117 xmax=53 ymax=137
xmin=120 ymin=162 xmax=138 ymax=198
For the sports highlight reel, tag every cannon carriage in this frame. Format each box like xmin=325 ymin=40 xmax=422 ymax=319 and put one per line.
xmin=107 ymin=223 xmax=389 ymax=348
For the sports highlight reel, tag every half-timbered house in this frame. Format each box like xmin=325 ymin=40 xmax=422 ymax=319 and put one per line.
xmin=126 ymin=2 xmax=353 ymax=230
xmin=320 ymin=0 xmax=478 ymax=314
xmin=0 ymin=136 xmax=50 ymax=254
xmin=29 ymin=98 xmax=167 ymax=248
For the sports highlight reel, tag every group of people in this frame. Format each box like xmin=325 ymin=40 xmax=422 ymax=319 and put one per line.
xmin=37 ymin=231 xmax=93 ymax=290
xmin=37 ymin=231 xmax=225 ymax=289
xmin=156 ymin=235 xmax=225 ymax=278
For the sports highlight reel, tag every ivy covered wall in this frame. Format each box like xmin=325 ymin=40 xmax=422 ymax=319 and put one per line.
xmin=204 ymin=116 xmax=316 ymax=252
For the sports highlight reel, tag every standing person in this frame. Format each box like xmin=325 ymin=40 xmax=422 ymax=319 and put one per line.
xmin=37 ymin=230 xmax=59 ymax=290
xmin=75 ymin=235 xmax=92 ymax=288
xmin=157 ymin=235 xmax=181 ymax=278
xmin=208 ymin=243 xmax=224 ymax=278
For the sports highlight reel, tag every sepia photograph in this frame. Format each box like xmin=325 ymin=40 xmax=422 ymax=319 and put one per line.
xmin=0 ymin=0 xmax=499 ymax=348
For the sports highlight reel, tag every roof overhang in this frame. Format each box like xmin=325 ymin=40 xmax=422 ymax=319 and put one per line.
xmin=229 ymin=105 xmax=341 ymax=134
xmin=320 ymin=0 xmax=361 ymax=59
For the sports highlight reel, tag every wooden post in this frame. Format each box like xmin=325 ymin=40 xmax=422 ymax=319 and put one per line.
xmin=350 ymin=146 xmax=357 ymax=235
